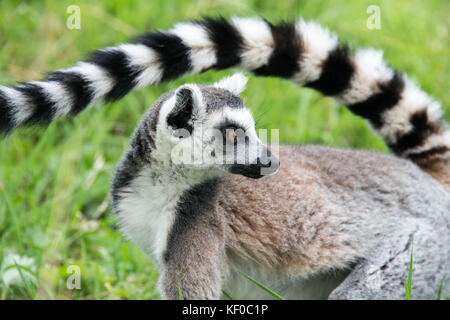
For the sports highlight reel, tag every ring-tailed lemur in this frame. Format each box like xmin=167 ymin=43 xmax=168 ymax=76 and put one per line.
xmin=112 ymin=74 xmax=450 ymax=300
xmin=1 ymin=17 xmax=449 ymax=299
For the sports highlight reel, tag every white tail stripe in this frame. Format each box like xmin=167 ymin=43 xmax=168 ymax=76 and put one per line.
xmin=170 ymin=23 xmax=217 ymax=73
xmin=380 ymin=77 xmax=439 ymax=144
xmin=404 ymin=130 xmax=450 ymax=157
xmin=293 ymin=19 xmax=338 ymax=85
xmin=117 ymin=44 xmax=164 ymax=88
xmin=0 ymin=86 xmax=34 ymax=127
xmin=29 ymin=81 xmax=73 ymax=119
xmin=336 ymin=48 xmax=394 ymax=105
xmin=65 ymin=62 xmax=115 ymax=102
xmin=231 ymin=17 xmax=274 ymax=70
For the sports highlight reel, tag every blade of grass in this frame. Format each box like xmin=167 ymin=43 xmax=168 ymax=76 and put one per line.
xmin=112 ymin=238 xmax=121 ymax=282
xmin=0 ymin=277 xmax=11 ymax=299
xmin=437 ymin=277 xmax=445 ymax=300
xmin=2 ymin=191 xmax=23 ymax=250
xmin=222 ymin=289 xmax=234 ymax=300
xmin=235 ymin=269 xmax=285 ymax=300
xmin=404 ymin=236 xmax=414 ymax=300
xmin=178 ymin=268 xmax=184 ymax=300
xmin=13 ymin=259 xmax=36 ymax=299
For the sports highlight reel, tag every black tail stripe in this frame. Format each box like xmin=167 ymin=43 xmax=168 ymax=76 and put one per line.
xmin=0 ymin=90 xmax=14 ymax=133
xmin=253 ymin=21 xmax=301 ymax=78
xmin=408 ymin=146 xmax=450 ymax=161
xmin=88 ymin=49 xmax=142 ymax=102
xmin=389 ymin=110 xmax=440 ymax=154
xmin=304 ymin=46 xmax=354 ymax=96
xmin=197 ymin=17 xmax=243 ymax=69
xmin=137 ymin=32 xmax=192 ymax=82
xmin=16 ymin=83 xmax=55 ymax=126
xmin=347 ymin=73 xmax=405 ymax=128
xmin=46 ymin=71 xmax=94 ymax=116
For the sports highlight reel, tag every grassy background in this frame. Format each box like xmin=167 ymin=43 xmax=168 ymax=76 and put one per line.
xmin=0 ymin=0 xmax=448 ymax=299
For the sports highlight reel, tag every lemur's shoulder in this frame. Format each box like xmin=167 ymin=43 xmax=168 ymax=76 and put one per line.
xmin=212 ymin=145 xmax=450 ymax=276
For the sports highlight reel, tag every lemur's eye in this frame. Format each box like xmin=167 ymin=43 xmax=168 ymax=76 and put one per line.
xmin=227 ymin=129 xmax=237 ymax=142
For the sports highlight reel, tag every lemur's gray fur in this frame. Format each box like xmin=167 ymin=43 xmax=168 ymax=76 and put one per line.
xmin=1 ymin=17 xmax=449 ymax=299
xmin=110 ymin=77 xmax=450 ymax=299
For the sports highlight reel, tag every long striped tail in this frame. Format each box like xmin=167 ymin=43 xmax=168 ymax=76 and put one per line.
xmin=0 ymin=17 xmax=449 ymax=188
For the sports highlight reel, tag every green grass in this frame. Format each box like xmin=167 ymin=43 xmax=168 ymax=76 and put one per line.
xmin=0 ymin=0 xmax=449 ymax=299
xmin=404 ymin=236 xmax=414 ymax=300
xmin=235 ymin=269 xmax=286 ymax=300
xmin=178 ymin=269 xmax=184 ymax=300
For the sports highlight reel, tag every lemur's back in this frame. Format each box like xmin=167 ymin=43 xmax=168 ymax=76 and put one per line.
xmin=217 ymin=145 xmax=450 ymax=299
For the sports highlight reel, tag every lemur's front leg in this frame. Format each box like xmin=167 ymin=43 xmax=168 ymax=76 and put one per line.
xmin=158 ymin=208 xmax=227 ymax=300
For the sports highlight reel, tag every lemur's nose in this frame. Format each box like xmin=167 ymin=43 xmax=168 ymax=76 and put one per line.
xmin=256 ymin=149 xmax=271 ymax=166
xmin=257 ymin=148 xmax=280 ymax=175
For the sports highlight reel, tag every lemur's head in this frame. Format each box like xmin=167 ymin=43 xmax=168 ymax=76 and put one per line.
xmin=137 ymin=74 xmax=279 ymax=180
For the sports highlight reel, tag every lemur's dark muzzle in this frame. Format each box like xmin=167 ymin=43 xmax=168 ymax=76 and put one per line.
xmin=259 ymin=149 xmax=280 ymax=175
xmin=229 ymin=148 xmax=280 ymax=179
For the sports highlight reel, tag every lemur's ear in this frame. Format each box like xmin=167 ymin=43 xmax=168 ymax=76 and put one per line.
xmin=214 ymin=73 xmax=248 ymax=95
xmin=167 ymin=85 xmax=203 ymax=134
